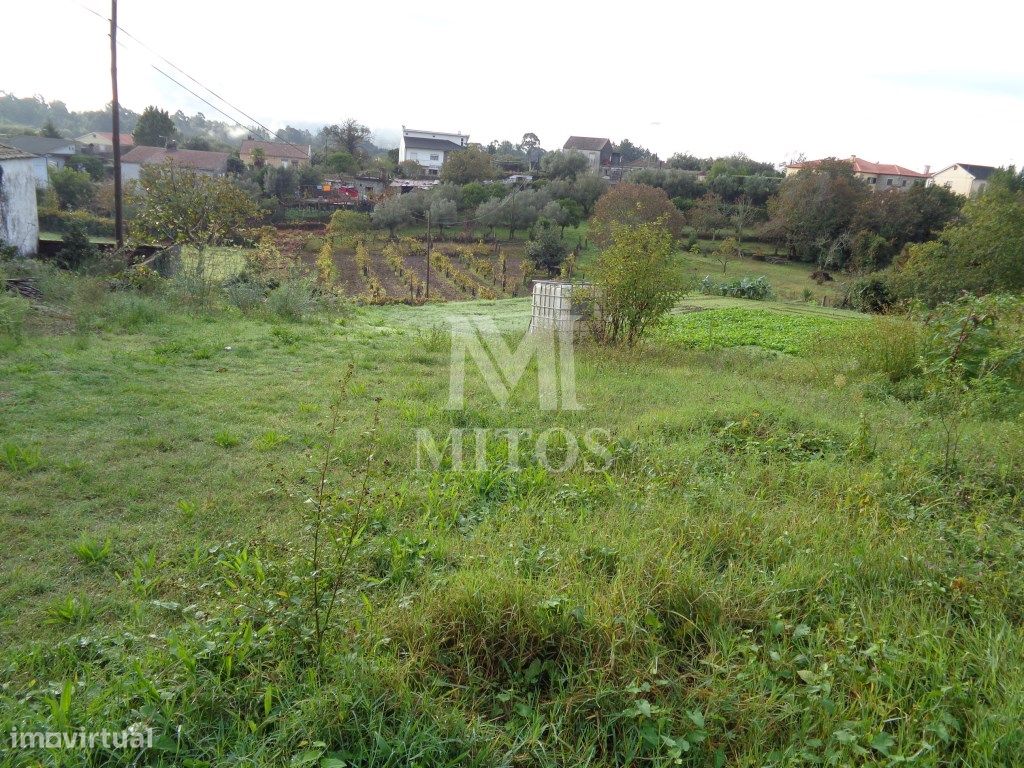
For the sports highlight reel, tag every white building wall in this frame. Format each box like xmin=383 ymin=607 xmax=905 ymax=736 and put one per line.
xmin=928 ymin=166 xmax=983 ymax=197
xmin=0 ymin=158 xmax=40 ymax=256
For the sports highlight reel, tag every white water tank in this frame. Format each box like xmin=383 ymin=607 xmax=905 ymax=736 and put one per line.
xmin=529 ymin=280 xmax=590 ymax=334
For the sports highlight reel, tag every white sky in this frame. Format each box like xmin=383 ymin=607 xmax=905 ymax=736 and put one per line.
xmin=3 ymin=0 xmax=1022 ymax=171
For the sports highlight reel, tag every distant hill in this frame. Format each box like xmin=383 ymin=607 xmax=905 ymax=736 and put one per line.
xmin=0 ymin=92 xmax=388 ymax=156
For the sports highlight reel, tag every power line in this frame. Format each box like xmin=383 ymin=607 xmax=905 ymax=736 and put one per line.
xmin=72 ymin=0 xmax=312 ymax=157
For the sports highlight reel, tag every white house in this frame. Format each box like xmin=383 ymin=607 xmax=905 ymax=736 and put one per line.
xmin=120 ymin=145 xmax=230 ymax=181
xmin=398 ymin=127 xmax=469 ymax=176
xmin=1 ymin=136 xmax=79 ymax=187
xmin=927 ymin=163 xmax=997 ymax=197
xmin=0 ymin=143 xmax=40 ymax=256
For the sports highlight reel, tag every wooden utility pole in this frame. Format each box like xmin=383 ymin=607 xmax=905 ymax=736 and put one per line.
xmin=110 ymin=0 xmax=124 ymax=248
xmin=425 ymin=210 xmax=432 ymax=299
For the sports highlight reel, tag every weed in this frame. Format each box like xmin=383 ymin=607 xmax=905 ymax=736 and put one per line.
xmin=214 ymin=430 xmax=241 ymax=447
xmin=254 ymin=430 xmax=290 ymax=451
xmin=73 ymin=535 xmax=112 ymax=566
xmin=44 ymin=596 xmax=93 ymax=626
xmin=1 ymin=442 xmax=42 ymax=473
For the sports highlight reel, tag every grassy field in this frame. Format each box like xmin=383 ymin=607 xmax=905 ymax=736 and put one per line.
xmin=1 ymin=274 xmax=1023 ymax=766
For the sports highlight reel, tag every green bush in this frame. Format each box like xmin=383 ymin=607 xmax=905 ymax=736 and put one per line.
xmin=56 ymin=222 xmax=100 ymax=270
xmin=38 ymin=208 xmax=114 ymax=237
xmin=700 ymin=274 xmax=773 ymax=300
xmin=841 ymin=273 xmax=895 ymax=313
xmin=267 ymin=278 xmax=317 ymax=321
xmin=223 ymin=273 xmax=269 ymax=313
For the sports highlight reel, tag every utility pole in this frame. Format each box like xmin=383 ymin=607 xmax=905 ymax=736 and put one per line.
xmin=425 ymin=210 xmax=431 ymax=299
xmin=110 ymin=0 xmax=124 ymax=248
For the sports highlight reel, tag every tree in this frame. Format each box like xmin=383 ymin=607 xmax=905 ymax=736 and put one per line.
xmin=615 ymin=138 xmax=653 ymax=163
xmin=687 ymin=193 xmax=729 ymax=240
xmin=569 ymin=175 xmax=607 ymax=216
xmin=541 ymin=150 xmax=589 ymax=180
xmin=371 ymin=195 xmax=412 ymax=238
xmin=184 ymin=136 xmax=211 ymax=151
xmin=519 ymin=132 xmax=540 ymax=152
xmin=48 ymin=167 xmax=94 ymax=210
xmin=67 ymin=154 xmax=106 ymax=181
xmin=324 ymin=151 xmax=358 ymax=174
xmin=460 ymin=181 xmax=499 ymax=211
xmin=439 ymin=147 xmax=495 ymax=184
xmin=396 ymin=159 xmax=425 ymax=179
xmin=714 ymin=236 xmax=741 ymax=273
xmin=128 ymin=162 xmax=263 ymax=246
xmin=851 ymin=184 xmax=962 ymax=265
xmin=323 ymin=119 xmax=370 ymax=157
xmin=264 ymin=165 xmax=298 ymax=201
xmin=667 ymin=153 xmax=710 ymax=171
xmin=226 ymin=154 xmax=246 ymax=175
xmin=731 ymin=196 xmax=758 ymax=243
xmin=589 ymin=183 xmax=686 ymax=246
xmin=39 ymin=119 xmax=62 ymax=138
xmin=767 ymin=159 xmax=869 ymax=263
xmin=133 ymin=106 xmax=177 ymax=147
xmin=556 ymin=198 xmax=584 ymax=236
xmin=890 ymin=179 xmax=1024 ymax=305
xmin=584 ymin=220 xmax=683 ymax=346
xmin=525 ymin=222 xmax=568 ymax=275
xmin=429 ymin=198 xmax=458 ymax=239
xmin=476 ymin=198 xmax=504 ymax=240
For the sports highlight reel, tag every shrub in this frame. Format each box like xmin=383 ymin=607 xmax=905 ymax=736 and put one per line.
xmin=38 ymin=208 xmax=115 ymax=237
xmin=267 ymin=278 xmax=317 ymax=321
xmin=700 ymin=275 xmax=773 ymax=300
xmin=223 ymin=273 xmax=269 ymax=313
xmin=584 ymin=220 xmax=684 ymax=346
xmin=842 ymin=272 xmax=896 ymax=313
xmin=56 ymin=222 xmax=100 ymax=270
xmin=524 ymin=223 xmax=568 ymax=276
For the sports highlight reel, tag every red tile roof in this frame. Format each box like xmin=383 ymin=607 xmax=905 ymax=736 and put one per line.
xmin=787 ymin=156 xmax=928 ymax=178
xmin=121 ymin=145 xmax=229 ymax=173
xmin=240 ymin=139 xmax=310 ymax=161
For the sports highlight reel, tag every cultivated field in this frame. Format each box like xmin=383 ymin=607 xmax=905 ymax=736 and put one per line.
xmin=1 ymin=277 xmax=1022 ymax=765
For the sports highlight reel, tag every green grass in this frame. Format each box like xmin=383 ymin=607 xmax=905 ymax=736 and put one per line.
xmin=1 ymin=280 xmax=1022 ymax=766
xmin=658 ymin=306 xmax=858 ymax=354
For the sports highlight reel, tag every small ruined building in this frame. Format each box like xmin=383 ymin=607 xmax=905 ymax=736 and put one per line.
xmin=562 ymin=136 xmax=622 ymax=178
xmin=0 ymin=142 xmax=40 ymax=256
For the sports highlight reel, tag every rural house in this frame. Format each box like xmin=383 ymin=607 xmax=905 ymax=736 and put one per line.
xmin=0 ymin=142 xmax=40 ymax=256
xmin=561 ymin=136 xmax=621 ymax=178
xmin=240 ymin=139 xmax=311 ymax=169
xmin=1 ymin=136 xmax=79 ymax=187
xmin=120 ymin=145 xmax=230 ymax=181
xmin=75 ymin=131 xmax=135 ymax=156
xmin=927 ymin=163 xmax=996 ymax=197
xmin=785 ymin=156 xmax=929 ymax=190
xmin=398 ymin=127 xmax=469 ymax=176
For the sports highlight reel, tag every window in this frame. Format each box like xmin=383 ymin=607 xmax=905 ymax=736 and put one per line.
xmin=886 ymin=178 xmax=893 ymax=186
xmin=901 ymin=179 xmax=907 ymax=187
xmin=430 ymin=154 xmax=440 ymax=161
xmin=867 ymin=177 xmax=876 ymax=184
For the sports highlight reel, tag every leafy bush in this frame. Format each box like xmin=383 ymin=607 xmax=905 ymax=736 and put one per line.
xmin=267 ymin=278 xmax=317 ymax=321
xmin=56 ymin=222 xmax=100 ymax=270
xmin=38 ymin=208 xmax=114 ymax=236
xmin=699 ymin=275 xmax=773 ymax=300
xmin=813 ymin=314 xmax=923 ymax=383
xmin=583 ymin=221 xmax=684 ymax=346
xmin=112 ymin=264 xmax=163 ymax=295
xmin=223 ymin=272 xmax=270 ymax=313
xmin=841 ymin=272 xmax=895 ymax=313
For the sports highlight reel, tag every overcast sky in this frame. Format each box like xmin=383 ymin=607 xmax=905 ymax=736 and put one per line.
xmin=3 ymin=0 xmax=1022 ymax=171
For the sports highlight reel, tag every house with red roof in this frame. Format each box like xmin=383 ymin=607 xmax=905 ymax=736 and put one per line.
xmin=120 ymin=144 xmax=230 ymax=181
xmin=785 ymin=155 xmax=929 ymax=191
